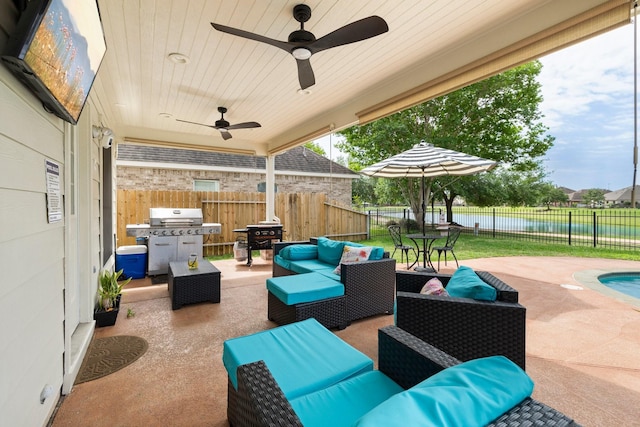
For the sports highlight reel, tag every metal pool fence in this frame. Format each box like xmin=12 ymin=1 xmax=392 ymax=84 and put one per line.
xmin=366 ymin=206 xmax=640 ymax=251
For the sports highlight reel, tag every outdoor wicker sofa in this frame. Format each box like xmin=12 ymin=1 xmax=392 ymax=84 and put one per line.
xmin=225 ymin=324 xmax=580 ymax=426
xmin=270 ymin=238 xmax=396 ymax=326
xmin=395 ymin=269 xmax=527 ymax=369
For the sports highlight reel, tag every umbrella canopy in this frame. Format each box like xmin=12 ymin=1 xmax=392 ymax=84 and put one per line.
xmin=360 ymin=141 xmax=497 ymax=233
xmin=360 ymin=141 xmax=497 ymax=178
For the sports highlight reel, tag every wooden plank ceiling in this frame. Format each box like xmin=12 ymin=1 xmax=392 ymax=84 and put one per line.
xmin=92 ymin=0 xmax=630 ymax=156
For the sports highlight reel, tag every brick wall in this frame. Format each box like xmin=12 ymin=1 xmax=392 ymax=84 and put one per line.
xmin=116 ymin=166 xmax=353 ymax=205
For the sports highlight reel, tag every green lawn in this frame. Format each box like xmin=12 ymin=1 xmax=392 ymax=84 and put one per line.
xmin=361 ymin=234 xmax=640 ymax=262
xmin=208 ymin=234 xmax=640 ymax=263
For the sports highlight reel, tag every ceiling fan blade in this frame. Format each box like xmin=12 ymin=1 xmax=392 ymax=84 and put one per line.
xmin=176 ymin=119 xmax=215 ymax=129
xmin=211 ymin=23 xmax=292 ymax=52
xmin=219 ymin=129 xmax=233 ymax=140
xmin=296 ymin=58 xmax=315 ymax=89
xmin=308 ymin=16 xmax=388 ymax=54
xmin=226 ymin=121 xmax=261 ymax=130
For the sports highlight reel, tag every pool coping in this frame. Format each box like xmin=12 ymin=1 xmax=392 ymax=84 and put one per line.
xmin=573 ymin=268 xmax=640 ymax=309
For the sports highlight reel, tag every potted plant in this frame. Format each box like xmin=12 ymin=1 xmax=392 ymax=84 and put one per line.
xmin=94 ymin=269 xmax=131 ymax=327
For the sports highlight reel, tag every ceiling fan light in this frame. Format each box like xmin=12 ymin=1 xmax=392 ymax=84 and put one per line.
xmin=291 ymin=47 xmax=311 ymax=60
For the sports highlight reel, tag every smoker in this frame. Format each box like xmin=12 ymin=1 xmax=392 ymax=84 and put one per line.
xmin=233 ymin=223 xmax=283 ymax=266
xmin=126 ymin=208 xmax=221 ymax=275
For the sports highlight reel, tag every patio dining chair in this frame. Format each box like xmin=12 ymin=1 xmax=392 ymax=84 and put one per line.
xmin=388 ymin=225 xmax=417 ymax=269
xmin=429 ymin=226 xmax=461 ymax=270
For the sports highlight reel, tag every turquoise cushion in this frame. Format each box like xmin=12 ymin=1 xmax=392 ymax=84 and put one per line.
xmin=317 ymin=270 xmax=341 ymax=281
xmin=354 ymin=356 xmax=533 ymax=427
xmin=290 ymin=371 xmax=403 ymax=427
xmin=273 ymin=255 xmax=291 ymax=271
xmin=267 ymin=272 xmax=344 ymax=305
xmin=317 ymin=237 xmax=345 ymax=265
xmin=369 ymin=246 xmax=385 ymax=260
xmin=446 ymin=266 xmax=497 ymax=301
xmin=223 ymin=318 xmax=373 ymax=399
xmin=279 ymin=244 xmax=318 ymax=260
xmin=288 ymin=259 xmax=335 ymax=275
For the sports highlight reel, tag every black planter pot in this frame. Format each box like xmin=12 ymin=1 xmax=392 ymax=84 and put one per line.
xmin=94 ymin=294 xmax=121 ymax=328
xmin=94 ymin=307 xmax=119 ymax=327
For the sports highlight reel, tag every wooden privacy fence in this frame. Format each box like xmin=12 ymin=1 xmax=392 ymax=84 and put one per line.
xmin=116 ymin=190 xmax=368 ymax=256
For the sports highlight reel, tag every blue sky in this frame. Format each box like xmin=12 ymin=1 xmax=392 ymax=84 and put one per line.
xmin=539 ymin=23 xmax=636 ymax=192
xmin=317 ymin=21 xmax=639 ymax=192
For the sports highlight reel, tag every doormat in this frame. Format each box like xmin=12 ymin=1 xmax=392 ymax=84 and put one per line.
xmin=75 ymin=335 xmax=148 ymax=384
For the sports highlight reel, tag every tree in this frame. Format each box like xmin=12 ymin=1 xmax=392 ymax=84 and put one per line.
xmin=583 ymin=188 xmax=605 ymax=208
xmin=461 ymin=168 xmax=555 ymax=208
xmin=303 ymin=141 xmax=326 ymax=157
xmin=374 ymin=178 xmax=406 ymax=206
xmin=338 ymin=61 xmax=554 ymax=222
xmin=352 ymin=177 xmax=377 ymax=206
xmin=538 ymin=184 xmax=569 ymax=209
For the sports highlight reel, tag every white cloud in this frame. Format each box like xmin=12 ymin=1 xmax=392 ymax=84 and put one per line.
xmin=539 ymin=23 xmax=638 ymax=191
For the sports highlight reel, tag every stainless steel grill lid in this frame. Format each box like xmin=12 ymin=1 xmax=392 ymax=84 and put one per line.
xmin=149 ymin=208 xmax=203 ymax=226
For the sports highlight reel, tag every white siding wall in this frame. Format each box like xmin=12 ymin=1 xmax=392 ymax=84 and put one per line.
xmin=0 ymin=2 xmax=106 ymax=424
xmin=0 ymin=67 xmax=67 ymax=425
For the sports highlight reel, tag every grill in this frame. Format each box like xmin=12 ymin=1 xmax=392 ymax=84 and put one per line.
xmin=126 ymin=208 xmax=221 ymax=276
xmin=234 ymin=223 xmax=283 ymax=266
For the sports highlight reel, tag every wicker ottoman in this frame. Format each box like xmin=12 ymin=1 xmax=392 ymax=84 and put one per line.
xmin=267 ymin=272 xmax=349 ymax=330
xmin=168 ymin=260 xmax=221 ymax=310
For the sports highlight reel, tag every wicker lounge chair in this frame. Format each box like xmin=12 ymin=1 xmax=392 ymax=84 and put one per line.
xmin=395 ymin=269 xmax=526 ymax=370
xmin=227 ymin=325 xmax=580 ymax=426
xmin=272 ymin=240 xmax=396 ymax=324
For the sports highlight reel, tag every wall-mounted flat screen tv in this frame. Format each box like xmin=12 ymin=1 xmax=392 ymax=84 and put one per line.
xmin=2 ymin=0 xmax=106 ymax=125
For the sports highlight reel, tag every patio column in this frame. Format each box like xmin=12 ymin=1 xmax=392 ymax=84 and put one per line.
xmin=265 ymin=154 xmax=276 ymax=221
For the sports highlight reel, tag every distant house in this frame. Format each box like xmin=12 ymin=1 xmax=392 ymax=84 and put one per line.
xmin=557 ymin=186 xmax=575 ymax=196
xmin=116 ymin=144 xmax=359 ymax=206
xmin=568 ymin=188 xmax=610 ymax=207
xmin=567 ymin=189 xmax=585 ymax=205
xmin=605 ymin=185 xmax=640 ymax=207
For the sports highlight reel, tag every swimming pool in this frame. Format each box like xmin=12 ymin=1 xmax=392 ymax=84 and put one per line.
xmin=598 ymin=273 xmax=640 ymax=299
xmin=573 ymin=269 xmax=640 ymax=309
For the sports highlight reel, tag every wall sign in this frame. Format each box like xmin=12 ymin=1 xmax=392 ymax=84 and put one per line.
xmin=45 ymin=159 xmax=63 ymax=223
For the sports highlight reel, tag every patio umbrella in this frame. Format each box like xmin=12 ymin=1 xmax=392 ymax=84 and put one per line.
xmin=360 ymin=141 xmax=497 ymax=234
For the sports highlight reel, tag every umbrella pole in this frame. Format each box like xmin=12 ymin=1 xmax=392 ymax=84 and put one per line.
xmin=421 ymin=173 xmax=425 ymax=235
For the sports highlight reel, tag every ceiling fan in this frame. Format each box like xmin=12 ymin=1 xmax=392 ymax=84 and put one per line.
xmin=176 ymin=107 xmax=261 ymax=140
xmin=211 ymin=4 xmax=388 ymax=90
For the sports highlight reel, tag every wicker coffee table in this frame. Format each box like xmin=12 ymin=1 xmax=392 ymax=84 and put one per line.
xmin=168 ymin=260 xmax=221 ymax=310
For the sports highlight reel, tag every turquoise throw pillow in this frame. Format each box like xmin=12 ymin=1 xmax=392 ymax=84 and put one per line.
xmin=446 ymin=266 xmax=497 ymax=301
xmin=279 ymin=244 xmax=318 ymax=261
xmin=344 ymin=241 xmax=384 ymax=260
xmin=354 ymin=356 xmax=534 ymax=427
xmin=369 ymin=246 xmax=385 ymax=260
xmin=317 ymin=237 xmax=345 ymax=266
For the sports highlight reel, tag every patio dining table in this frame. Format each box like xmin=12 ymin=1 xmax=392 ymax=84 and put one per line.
xmin=406 ymin=233 xmax=444 ymax=272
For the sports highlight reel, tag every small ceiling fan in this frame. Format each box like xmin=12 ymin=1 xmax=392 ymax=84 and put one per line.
xmin=211 ymin=4 xmax=388 ymax=89
xmin=176 ymin=107 xmax=261 ymax=140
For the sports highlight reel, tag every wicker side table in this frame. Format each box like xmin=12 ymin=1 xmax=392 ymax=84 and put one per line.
xmin=168 ymin=260 xmax=221 ymax=310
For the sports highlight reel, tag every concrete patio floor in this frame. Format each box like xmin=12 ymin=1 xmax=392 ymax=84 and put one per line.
xmin=49 ymin=255 xmax=640 ymax=427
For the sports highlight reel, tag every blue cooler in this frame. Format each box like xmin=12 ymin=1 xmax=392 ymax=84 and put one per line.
xmin=115 ymin=245 xmax=147 ymax=279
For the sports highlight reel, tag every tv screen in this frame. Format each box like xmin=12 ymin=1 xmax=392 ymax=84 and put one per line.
xmin=2 ymin=0 xmax=106 ymax=124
